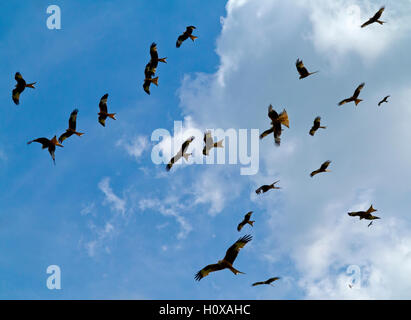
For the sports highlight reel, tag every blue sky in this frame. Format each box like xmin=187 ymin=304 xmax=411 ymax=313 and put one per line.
xmin=2 ymin=0 xmax=411 ymax=299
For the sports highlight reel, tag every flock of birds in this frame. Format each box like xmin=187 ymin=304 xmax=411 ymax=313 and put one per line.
xmin=12 ymin=7 xmax=388 ymax=287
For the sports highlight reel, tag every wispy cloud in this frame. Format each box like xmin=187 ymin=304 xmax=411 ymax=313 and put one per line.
xmin=116 ymin=135 xmax=149 ymax=161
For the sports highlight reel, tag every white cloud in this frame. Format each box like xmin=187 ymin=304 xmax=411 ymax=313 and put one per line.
xmin=116 ymin=135 xmax=149 ymax=161
xmin=98 ymin=177 xmax=126 ymax=216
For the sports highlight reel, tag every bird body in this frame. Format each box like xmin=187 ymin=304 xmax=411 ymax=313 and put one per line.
xmin=296 ymin=59 xmax=318 ymax=79
xmin=98 ymin=94 xmax=116 ymax=126
xmin=361 ymin=7 xmax=385 ymax=28
xmin=260 ymin=105 xmax=289 ymax=146
xmin=27 ymin=136 xmax=63 ymax=164
xmin=378 ymin=95 xmax=390 ymax=106
xmin=310 ymin=160 xmax=331 ymax=177
xmin=143 ymin=43 xmax=163 ymax=95
xmin=309 ymin=116 xmax=326 ymax=136
xmin=338 ymin=83 xmax=365 ymax=106
xmin=203 ymin=131 xmax=224 ymax=156
xmin=237 ymin=211 xmax=254 ymax=231
xmin=176 ymin=26 xmax=197 ymax=48
xmin=195 ymin=235 xmax=252 ymax=281
xmin=252 ymin=277 xmax=280 ymax=287
xmin=166 ymin=136 xmax=195 ymax=171
xmin=12 ymin=72 xmax=36 ymax=105
xmin=255 ymin=180 xmax=280 ymax=194
xmin=59 ymin=109 xmax=84 ymax=143
xmin=348 ymin=205 xmax=380 ymax=221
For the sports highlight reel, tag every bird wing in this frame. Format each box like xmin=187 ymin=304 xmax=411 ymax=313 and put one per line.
xmin=348 ymin=211 xmax=362 ymax=217
xmin=320 ymin=160 xmax=331 ymax=170
xmin=12 ymin=88 xmax=21 ymax=105
xmin=353 ymin=83 xmax=365 ymax=99
xmin=181 ymin=137 xmax=194 ymax=154
xmin=255 ymin=186 xmax=263 ymax=194
xmin=259 ymin=127 xmax=274 ymax=140
xmin=372 ymin=7 xmax=385 ymax=20
xmin=268 ymin=105 xmax=279 ymax=122
xmin=195 ymin=263 xmax=224 ymax=281
xmin=58 ymin=131 xmax=72 ymax=144
xmin=266 ymin=277 xmax=280 ymax=284
xmin=237 ymin=221 xmax=245 ymax=232
xmin=27 ymin=137 xmax=50 ymax=148
xmin=338 ymin=98 xmax=352 ymax=106
xmin=166 ymin=153 xmax=181 ymax=171
xmin=296 ymin=59 xmax=309 ymax=77
xmin=244 ymin=211 xmax=252 ymax=222
xmin=361 ymin=18 xmax=373 ymax=28
xmin=68 ymin=109 xmax=78 ymax=130
xmin=273 ymin=123 xmax=282 ymax=146
xmin=149 ymin=42 xmax=158 ymax=61
xmin=223 ymin=234 xmax=252 ymax=265
xmin=252 ymin=281 xmax=265 ymax=287
xmin=99 ymin=94 xmax=108 ymax=113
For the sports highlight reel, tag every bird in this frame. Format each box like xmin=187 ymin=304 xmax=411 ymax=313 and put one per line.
xmin=27 ymin=136 xmax=63 ymax=164
xmin=12 ymin=72 xmax=36 ymax=105
xmin=166 ymin=136 xmax=195 ymax=171
xmin=310 ymin=160 xmax=331 ymax=177
xmin=378 ymin=95 xmax=390 ymax=106
xmin=237 ymin=211 xmax=254 ymax=232
xmin=252 ymin=277 xmax=280 ymax=287
xmin=338 ymin=83 xmax=365 ymax=106
xmin=98 ymin=94 xmax=116 ymax=127
xmin=260 ymin=105 xmax=289 ymax=146
xmin=255 ymin=180 xmax=281 ymax=194
xmin=195 ymin=234 xmax=252 ymax=281
xmin=58 ymin=109 xmax=84 ymax=143
xmin=203 ymin=131 xmax=224 ymax=156
xmin=296 ymin=59 xmax=318 ymax=79
xmin=149 ymin=42 xmax=167 ymax=69
xmin=176 ymin=26 xmax=197 ymax=48
xmin=348 ymin=205 xmax=380 ymax=221
xmin=361 ymin=7 xmax=385 ymax=28
xmin=143 ymin=62 xmax=159 ymax=95
xmin=309 ymin=116 xmax=326 ymax=136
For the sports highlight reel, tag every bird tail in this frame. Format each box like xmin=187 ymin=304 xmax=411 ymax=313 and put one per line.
xmin=310 ymin=71 xmax=319 ymax=76
xmin=189 ymin=35 xmax=198 ymax=42
xmin=354 ymin=99 xmax=362 ymax=106
xmin=26 ymin=82 xmax=36 ymax=89
xmin=248 ymin=220 xmax=255 ymax=227
xmin=183 ymin=153 xmax=191 ymax=161
xmin=107 ymin=113 xmax=116 ymax=120
xmin=229 ymin=266 xmax=245 ymax=275
xmin=320 ymin=126 xmax=327 ymax=129
xmin=214 ymin=139 xmax=224 ymax=148
xmin=377 ymin=20 xmax=385 ymax=25
xmin=278 ymin=110 xmax=289 ymax=128
xmin=150 ymin=77 xmax=159 ymax=86
xmin=367 ymin=205 xmax=377 ymax=214
xmin=158 ymin=57 xmax=167 ymax=63
xmin=74 ymin=131 xmax=84 ymax=136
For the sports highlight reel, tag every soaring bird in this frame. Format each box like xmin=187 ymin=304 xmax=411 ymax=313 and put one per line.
xmin=166 ymin=136 xmax=195 ymax=171
xmin=143 ymin=62 xmax=159 ymax=95
xmin=309 ymin=116 xmax=326 ymax=136
xmin=252 ymin=277 xmax=280 ymax=287
xmin=27 ymin=136 xmax=63 ymax=164
xmin=203 ymin=131 xmax=224 ymax=156
xmin=98 ymin=94 xmax=116 ymax=127
xmin=361 ymin=7 xmax=385 ymax=28
xmin=176 ymin=26 xmax=197 ymax=48
xmin=195 ymin=234 xmax=252 ymax=281
xmin=237 ymin=211 xmax=254 ymax=232
xmin=255 ymin=180 xmax=281 ymax=194
xmin=310 ymin=160 xmax=331 ymax=177
xmin=378 ymin=95 xmax=390 ymax=106
xmin=296 ymin=59 xmax=318 ymax=79
xmin=58 ymin=109 xmax=84 ymax=143
xmin=338 ymin=83 xmax=365 ymax=106
xmin=348 ymin=205 xmax=380 ymax=221
xmin=260 ymin=105 xmax=289 ymax=146
xmin=12 ymin=72 xmax=36 ymax=105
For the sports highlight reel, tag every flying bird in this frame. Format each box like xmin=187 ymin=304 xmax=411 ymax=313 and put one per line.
xmin=98 ymin=94 xmax=116 ymax=127
xmin=348 ymin=205 xmax=380 ymax=222
xmin=260 ymin=105 xmax=289 ymax=146
xmin=252 ymin=277 xmax=280 ymax=287
xmin=255 ymin=180 xmax=281 ymax=194
xmin=27 ymin=136 xmax=63 ymax=164
xmin=176 ymin=26 xmax=197 ymax=48
xmin=12 ymin=72 xmax=36 ymax=105
xmin=58 ymin=109 xmax=84 ymax=143
xmin=149 ymin=42 xmax=167 ymax=69
xmin=203 ymin=131 xmax=224 ymax=156
xmin=338 ymin=83 xmax=365 ymax=106
xmin=237 ymin=211 xmax=254 ymax=232
xmin=361 ymin=7 xmax=385 ymax=28
xmin=378 ymin=95 xmax=390 ymax=106
xmin=143 ymin=62 xmax=159 ymax=95
xmin=195 ymin=234 xmax=252 ymax=281
xmin=296 ymin=59 xmax=318 ymax=79
xmin=310 ymin=160 xmax=331 ymax=177
xmin=166 ymin=136 xmax=195 ymax=171
xmin=309 ymin=116 xmax=326 ymax=136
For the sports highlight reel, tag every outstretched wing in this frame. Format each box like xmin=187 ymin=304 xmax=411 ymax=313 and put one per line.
xmin=320 ymin=160 xmax=331 ymax=171
xmin=252 ymin=281 xmax=265 ymax=287
xmin=99 ymin=94 xmax=108 ymax=114
xmin=58 ymin=131 xmax=72 ymax=144
xmin=259 ymin=127 xmax=274 ymax=140
xmin=12 ymin=88 xmax=21 ymax=105
xmin=195 ymin=263 xmax=224 ymax=281
xmin=372 ymin=7 xmax=385 ymax=20
xmin=266 ymin=277 xmax=280 ymax=284
xmin=166 ymin=153 xmax=181 ymax=171
xmin=68 ymin=109 xmax=78 ymax=130
xmin=268 ymin=104 xmax=279 ymax=122
xmin=353 ymin=83 xmax=365 ymax=99
xmin=223 ymin=234 xmax=252 ymax=265
xmin=27 ymin=137 xmax=50 ymax=148
xmin=338 ymin=98 xmax=352 ymax=106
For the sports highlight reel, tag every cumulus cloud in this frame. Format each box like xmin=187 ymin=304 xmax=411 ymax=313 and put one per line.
xmin=116 ymin=135 xmax=149 ymax=161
